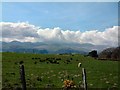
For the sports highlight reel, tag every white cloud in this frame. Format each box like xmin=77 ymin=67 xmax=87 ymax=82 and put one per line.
xmin=0 ymin=22 xmax=39 ymax=42
xmin=0 ymin=22 xmax=119 ymax=46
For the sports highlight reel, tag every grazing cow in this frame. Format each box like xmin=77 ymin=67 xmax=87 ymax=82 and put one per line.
xmin=19 ymin=61 xmax=24 ymax=64
xmin=78 ymin=63 xmax=81 ymax=68
xmin=34 ymin=61 xmax=37 ymax=64
xmin=11 ymin=72 xmax=15 ymax=76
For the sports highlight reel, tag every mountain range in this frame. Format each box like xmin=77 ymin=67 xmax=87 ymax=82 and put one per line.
xmin=1 ymin=41 xmax=111 ymax=54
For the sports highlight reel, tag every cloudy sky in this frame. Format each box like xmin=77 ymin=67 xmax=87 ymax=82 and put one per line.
xmin=1 ymin=2 xmax=119 ymax=46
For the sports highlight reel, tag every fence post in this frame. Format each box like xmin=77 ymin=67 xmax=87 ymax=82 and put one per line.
xmin=82 ymin=68 xmax=87 ymax=90
xmin=20 ymin=64 xmax=26 ymax=90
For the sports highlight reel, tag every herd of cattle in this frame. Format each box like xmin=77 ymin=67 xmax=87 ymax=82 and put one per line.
xmin=31 ymin=57 xmax=74 ymax=64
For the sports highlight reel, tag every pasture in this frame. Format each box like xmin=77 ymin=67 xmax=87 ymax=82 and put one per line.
xmin=2 ymin=52 xmax=119 ymax=89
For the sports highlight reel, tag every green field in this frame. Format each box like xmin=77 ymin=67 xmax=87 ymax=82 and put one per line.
xmin=2 ymin=52 xmax=119 ymax=89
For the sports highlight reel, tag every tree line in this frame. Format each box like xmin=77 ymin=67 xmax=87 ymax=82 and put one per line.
xmin=88 ymin=46 xmax=120 ymax=61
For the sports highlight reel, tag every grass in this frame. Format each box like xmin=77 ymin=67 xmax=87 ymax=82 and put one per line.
xmin=2 ymin=52 xmax=119 ymax=89
xmin=0 ymin=53 xmax=2 ymax=89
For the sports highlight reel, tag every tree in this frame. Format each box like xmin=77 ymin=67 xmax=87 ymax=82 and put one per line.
xmin=111 ymin=47 xmax=120 ymax=60
xmin=88 ymin=50 xmax=98 ymax=58
xmin=98 ymin=47 xmax=115 ymax=60
xmin=98 ymin=47 xmax=120 ymax=61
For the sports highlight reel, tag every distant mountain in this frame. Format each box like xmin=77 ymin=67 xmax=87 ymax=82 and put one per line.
xmin=55 ymin=48 xmax=87 ymax=54
xmin=1 ymin=41 xmax=111 ymax=54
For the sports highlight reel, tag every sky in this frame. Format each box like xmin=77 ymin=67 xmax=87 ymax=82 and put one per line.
xmin=2 ymin=2 xmax=118 ymax=31
xmin=1 ymin=0 xmax=120 ymax=2
xmin=0 ymin=2 xmax=119 ymax=46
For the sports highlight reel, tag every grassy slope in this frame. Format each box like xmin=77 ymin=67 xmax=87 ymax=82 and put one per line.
xmin=2 ymin=52 xmax=119 ymax=89
xmin=0 ymin=53 xmax=2 ymax=89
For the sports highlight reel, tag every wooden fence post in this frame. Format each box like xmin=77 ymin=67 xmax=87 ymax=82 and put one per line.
xmin=20 ymin=65 xmax=26 ymax=90
xmin=82 ymin=68 xmax=87 ymax=90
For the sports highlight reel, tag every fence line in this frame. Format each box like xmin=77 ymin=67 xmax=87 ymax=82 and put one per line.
xmin=19 ymin=65 xmax=87 ymax=90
